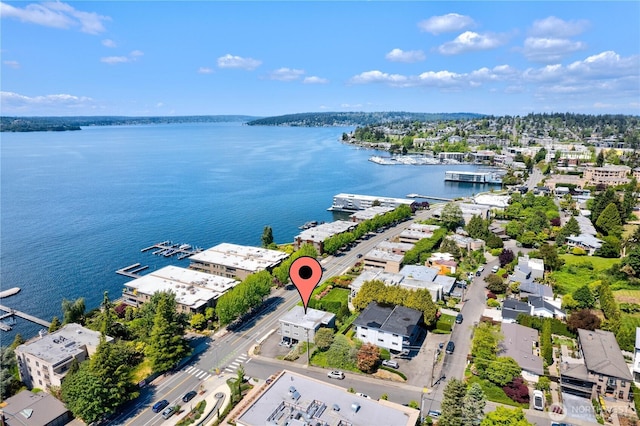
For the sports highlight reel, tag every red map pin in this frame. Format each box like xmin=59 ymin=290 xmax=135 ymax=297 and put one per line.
xmin=289 ymin=256 xmax=323 ymax=313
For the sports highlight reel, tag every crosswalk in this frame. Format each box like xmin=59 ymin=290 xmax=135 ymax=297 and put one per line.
xmin=183 ymin=352 xmax=249 ymax=380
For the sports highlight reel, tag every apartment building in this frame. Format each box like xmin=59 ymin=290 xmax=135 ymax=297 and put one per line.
xmin=293 ymin=220 xmax=356 ymax=254
xmin=583 ymin=165 xmax=631 ymax=187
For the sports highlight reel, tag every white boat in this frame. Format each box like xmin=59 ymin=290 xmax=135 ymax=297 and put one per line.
xmin=0 ymin=287 xmax=21 ymax=298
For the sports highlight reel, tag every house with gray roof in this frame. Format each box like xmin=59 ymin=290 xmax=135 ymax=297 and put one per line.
xmin=518 ymin=282 xmax=553 ymax=299
xmin=566 ymin=234 xmax=604 ymax=255
xmin=279 ymin=306 xmax=336 ymax=344
xmin=509 ymin=255 xmax=544 ymax=287
xmin=353 ymin=302 xmax=423 ymax=352
xmin=0 ymin=390 xmax=71 ymax=426
xmin=500 ymin=323 xmax=544 ymax=382
xmin=501 ymin=299 xmax=531 ymax=323
xmin=528 ymin=296 xmax=566 ymax=320
xmin=561 ymin=329 xmax=633 ymax=401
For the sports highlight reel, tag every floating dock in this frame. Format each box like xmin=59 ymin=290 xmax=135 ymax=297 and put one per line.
xmin=116 ymin=263 xmax=149 ymax=279
xmin=0 ymin=304 xmax=51 ymax=331
xmin=141 ymin=241 xmax=203 ymax=259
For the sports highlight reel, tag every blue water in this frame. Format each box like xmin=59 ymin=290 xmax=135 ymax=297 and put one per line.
xmin=0 ymin=122 xmax=487 ymax=342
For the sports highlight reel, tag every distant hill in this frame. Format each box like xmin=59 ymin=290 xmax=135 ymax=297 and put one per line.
xmin=246 ymin=111 xmax=484 ymax=127
xmin=0 ymin=115 xmax=260 ymax=132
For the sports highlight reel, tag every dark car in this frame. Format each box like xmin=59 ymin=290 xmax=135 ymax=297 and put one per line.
xmin=455 ymin=313 xmax=463 ymax=324
xmin=152 ymin=399 xmax=169 ymax=413
xmin=445 ymin=341 xmax=455 ymax=354
xmin=182 ymin=390 xmax=197 ymax=403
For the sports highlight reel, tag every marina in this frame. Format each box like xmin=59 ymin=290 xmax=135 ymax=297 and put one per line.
xmin=141 ymin=241 xmax=203 ymax=259
xmin=0 ymin=304 xmax=52 ymax=331
xmin=116 ymin=263 xmax=150 ymax=279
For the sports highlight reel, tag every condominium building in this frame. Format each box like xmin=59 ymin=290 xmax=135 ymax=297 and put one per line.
xmin=189 ymin=243 xmax=289 ymax=280
xmin=15 ymin=324 xmax=111 ymax=391
xmin=122 ymin=265 xmax=239 ymax=314
xmin=293 ymin=220 xmax=357 ymax=254
xmin=328 ymin=193 xmax=415 ymax=212
xmin=397 ymin=224 xmax=440 ymax=244
xmin=583 ymin=165 xmax=631 ymax=187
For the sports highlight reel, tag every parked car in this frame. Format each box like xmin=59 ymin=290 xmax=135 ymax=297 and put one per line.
xmin=427 ymin=409 xmax=441 ymax=418
xmin=355 ymin=393 xmax=371 ymax=399
xmin=327 ymin=370 xmax=345 ymax=379
xmin=182 ymin=390 xmax=197 ymax=403
xmin=533 ymin=390 xmax=544 ymax=411
xmin=445 ymin=341 xmax=455 ymax=354
xmin=152 ymin=399 xmax=169 ymax=413
xmin=381 ymin=359 xmax=399 ymax=369
xmin=161 ymin=406 xmax=175 ymax=420
xmin=476 ymin=266 xmax=485 ymax=276
xmin=455 ymin=313 xmax=463 ymax=324
xmin=491 ymin=265 xmax=499 ymax=273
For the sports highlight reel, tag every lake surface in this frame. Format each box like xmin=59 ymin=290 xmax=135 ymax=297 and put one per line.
xmin=1 ymin=122 xmax=487 ymax=341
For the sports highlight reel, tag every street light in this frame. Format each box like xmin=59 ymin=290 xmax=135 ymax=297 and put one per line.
xmin=430 ymin=348 xmax=439 ymax=387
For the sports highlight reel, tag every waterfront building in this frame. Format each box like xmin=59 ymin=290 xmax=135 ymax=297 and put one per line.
xmin=348 ymin=206 xmax=395 ymax=223
xmin=293 ymin=220 xmax=357 ymax=254
xmin=438 ymin=152 xmax=466 ymax=162
xmin=122 ymin=265 xmax=238 ymax=314
xmin=583 ymin=165 xmax=631 ymax=187
xmin=278 ymin=306 xmax=335 ymax=345
xmin=235 ymin=370 xmax=419 ymax=426
xmin=431 ymin=202 xmax=492 ymax=223
xmin=189 ymin=243 xmax=289 ymax=280
xmin=353 ymin=302 xmax=423 ymax=353
xmin=328 ymin=193 xmax=415 ymax=212
xmin=444 ymin=170 xmax=502 ymax=184
xmin=15 ymin=324 xmax=111 ymax=391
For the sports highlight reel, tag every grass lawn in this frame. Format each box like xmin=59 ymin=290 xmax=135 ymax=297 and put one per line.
xmin=466 ymin=376 xmax=528 ymax=408
xmin=323 ymin=288 xmax=349 ymax=305
xmin=131 ymin=359 xmax=152 ymax=384
xmin=550 ymin=267 xmax=599 ymax=295
xmin=614 ymin=289 xmax=640 ymax=304
xmin=559 ymin=254 xmax=619 ymax=271
xmin=620 ymin=313 xmax=640 ymax=330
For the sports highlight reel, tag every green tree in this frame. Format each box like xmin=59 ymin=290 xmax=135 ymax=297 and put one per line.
xmin=146 ymin=292 xmax=188 ymax=373
xmin=622 ymin=177 xmax=638 ymax=221
xmin=471 ymin=322 xmax=499 ymax=379
xmin=462 ymin=382 xmax=486 ymax=426
xmin=486 ymin=233 xmax=504 ymax=249
xmin=596 ymin=202 xmax=622 ymax=236
xmin=62 ymin=362 xmax=111 ymax=424
xmin=595 ymin=236 xmax=621 ymax=258
xmin=49 ymin=316 xmax=61 ymax=333
xmin=481 ymin=406 xmax=533 ymax=426
xmin=440 ymin=203 xmax=464 ymax=230
xmin=538 ymin=243 xmax=564 ymax=271
xmin=190 ymin=313 xmax=206 ymax=330
xmin=466 ymin=215 xmax=489 ymax=240
xmin=62 ymin=297 xmax=86 ymax=325
xmin=325 ymin=334 xmax=357 ymax=370
xmin=314 ymin=328 xmax=334 ymax=351
xmin=572 ymin=285 xmax=595 ymax=309
xmin=10 ymin=333 xmax=25 ymax=350
xmin=352 ymin=280 xmax=387 ymax=311
xmin=439 ymin=378 xmax=467 ymax=426
xmin=261 ymin=225 xmax=274 ymax=248
xmin=100 ymin=291 xmax=115 ymax=336
xmin=505 ymin=221 xmax=524 ymax=239
xmin=590 ymin=188 xmax=618 ymax=226
xmin=596 ymin=150 xmax=605 ymax=167
xmin=440 ymin=238 xmax=462 ymax=258
xmin=0 ymin=346 xmax=18 ymax=400
xmin=486 ymin=357 xmax=521 ymax=386
xmin=484 ymin=273 xmax=507 ymax=294
xmin=89 ymin=338 xmax=137 ymax=414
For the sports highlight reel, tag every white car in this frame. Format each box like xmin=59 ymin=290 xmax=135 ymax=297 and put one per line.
xmin=355 ymin=393 xmax=371 ymax=399
xmin=381 ymin=359 xmax=399 ymax=369
xmin=533 ymin=390 xmax=544 ymax=411
xmin=327 ymin=370 xmax=345 ymax=380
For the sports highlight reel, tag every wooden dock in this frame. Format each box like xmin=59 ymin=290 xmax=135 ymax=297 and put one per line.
xmin=116 ymin=263 xmax=149 ymax=279
xmin=406 ymin=193 xmax=454 ymax=202
xmin=140 ymin=241 xmax=203 ymax=259
xmin=0 ymin=304 xmax=51 ymax=330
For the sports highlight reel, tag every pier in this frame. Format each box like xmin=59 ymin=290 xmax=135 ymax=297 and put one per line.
xmin=0 ymin=304 xmax=52 ymax=331
xmin=406 ymin=193 xmax=454 ymax=202
xmin=140 ymin=241 xmax=203 ymax=259
xmin=116 ymin=263 xmax=149 ymax=279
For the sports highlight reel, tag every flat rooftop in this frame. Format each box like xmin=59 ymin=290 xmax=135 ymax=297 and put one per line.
xmin=296 ymin=221 xmax=356 ymax=242
xmin=190 ymin=243 xmax=289 ymax=272
xmin=349 ymin=206 xmax=395 ymax=221
xmin=125 ymin=265 xmax=238 ymax=309
xmin=236 ymin=370 xmax=418 ymax=426
xmin=17 ymin=323 xmax=106 ymax=366
xmin=364 ymin=249 xmax=404 ymax=264
xmin=279 ymin=306 xmax=336 ymax=330
xmin=332 ymin=193 xmax=415 ymax=205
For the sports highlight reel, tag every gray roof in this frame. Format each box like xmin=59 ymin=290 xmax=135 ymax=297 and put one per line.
xmin=560 ymin=361 xmax=593 ymax=382
xmin=353 ymin=302 xmax=423 ymax=337
xmin=500 ymin=323 xmax=544 ymax=376
xmin=578 ymin=329 xmax=633 ymax=381
xmin=1 ymin=390 xmax=70 ymax=426
xmin=236 ymin=370 xmax=418 ymax=426
xmin=501 ymin=299 xmax=531 ymax=321
xmin=519 ymin=282 xmax=553 ymax=298
xmin=280 ymin=306 xmax=336 ymax=330
xmin=528 ymin=296 xmax=566 ymax=316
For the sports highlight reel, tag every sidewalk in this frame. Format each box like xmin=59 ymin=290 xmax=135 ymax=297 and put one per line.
xmin=161 ymin=375 xmax=231 ymax=426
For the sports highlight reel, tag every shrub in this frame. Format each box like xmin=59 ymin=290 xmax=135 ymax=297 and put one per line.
xmin=503 ymin=377 xmax=530 ymax=404
xmin=487 ymin=298 xmax=500 ymax=308
xmin=486 ymin=292 xmax=497 ymax=300
xmin=572 ymin=247 xmax=587 ymax=256
xmin=536 ymin=376 xmax=551 ymax=392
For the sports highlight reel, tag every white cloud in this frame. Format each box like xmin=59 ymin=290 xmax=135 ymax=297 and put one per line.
xmin=418 ymin=13 xmax=474 ymax=35
xmin=438 ymin=31 xmax=507 ymax=55
xmin=385 ymin=48 xmax=426 ymax=63
xmin=340 ymin=103 xmax=363 ymax=109
xmin=1 ymin=91 xmax=94 ymax=111
xmin=198 ymin=67 xmax=213 ymax=74
xmin=100 ymin=50 xmax=143 ymax=64
xmin=0 ymin=1 xmax=110 ymax=34
xmin=217 ymin=54 xmax=261 ymax=70
xmin=3 ymin=60 xmax=20 ymax=69
xmin=522 ymin=37 xmax=586 ymax=63
xmin=101 ymin=38 xmax=116 ymax=48
xmin=303 ymin=76 xmax=328 ymax=84
xmin=349 ymin=70 xmax=409 ymax=87
xmin=530 ymin=16 xmax=589 ymax=38
xmin=267 ymin=67 xmax=305 ymax=81
xmin=156 ymin=102 xmax=164 ymax=108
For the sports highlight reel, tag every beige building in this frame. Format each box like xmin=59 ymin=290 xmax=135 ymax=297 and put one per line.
xmin=349 ymin=206 xmax=395 ymax=223
xmin=362 ymin=249 xmax=403 ymax=273
xmin=583 ymin=165 xmax=631 ymax=187
xmin=189 ymin=243 xmax=289 ymax=280
xmin=15 ymin=324 xmax=111 ymax=391
xmin=293 ymin=220 xmax=356 ymax=254
xmin=122 ymin=265 xmax=239 ymax=314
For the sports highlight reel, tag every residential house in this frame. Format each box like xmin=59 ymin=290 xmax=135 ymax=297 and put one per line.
xmin=566 ymin=234 xmax=604 ymax=255
xmin=348 ymin=269 xmax=404 ymax=309
xmin=518 ymin=282 xmax=553 ymax=300
xmin=353 ymin=302 xmax=423 ymax=352
xmin=427 ymin=252 xmax=458 ymax=275
xmin=0 ymin=390 xmax=72 ymax=426
xmin=279 ymin=306 xmax=335 ymax=345
xmin=15 ymin=324 xmax=112 ymax=391
xmin=375 ymin=240 xmax=415 ymax=256
xmin=399 ymin=265 xmax=455 ymax=299
xmin=560 ymin=329 xmax=634 ymax=401
xmin=509 ymin=256 xmax=545 ymax=287
xmin=501 ymin=299 xmax=532 ymax=323
xmin=397 ymin=224 xmax=440 ymax=244
xmin=528 ymin=296 xmax=566 ymax=320
xmin=445 ymin=234 xmax=485 ymax=252
xmin=500 ymin=323 xmax=544 ymax=382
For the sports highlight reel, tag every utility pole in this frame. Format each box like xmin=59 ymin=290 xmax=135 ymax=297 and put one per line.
xmin=306 ymin=329 xmax=311 ymax=366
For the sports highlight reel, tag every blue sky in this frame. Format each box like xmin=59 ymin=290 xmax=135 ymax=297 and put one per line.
xmin=1 ymin=1 xmax=639 ymax=117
